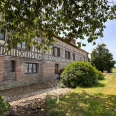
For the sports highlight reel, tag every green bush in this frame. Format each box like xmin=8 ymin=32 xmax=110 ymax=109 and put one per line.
xmin=0 ymin=95 xmax=11 ymax=115
xmin=60 ymin=62 xmax=104 ymax=88
xmin=94 ymin=69 xmax=105 ymax=80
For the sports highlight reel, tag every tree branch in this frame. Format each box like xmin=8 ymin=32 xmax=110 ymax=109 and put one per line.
xmin=70 ymin=0 xmax=81 ymax=9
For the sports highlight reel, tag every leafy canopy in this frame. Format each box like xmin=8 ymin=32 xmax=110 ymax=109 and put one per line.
xmin=0 ymin=0 xmax=116 ymax=49
xmin=91 ymin=44 xmax=116 ymax=72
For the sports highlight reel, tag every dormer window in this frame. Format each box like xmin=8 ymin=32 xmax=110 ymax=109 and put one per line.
xmin=12 ymin=41 xmax=30 ymax=50
xmin=17 ymin=42 xmax=26 ymax=50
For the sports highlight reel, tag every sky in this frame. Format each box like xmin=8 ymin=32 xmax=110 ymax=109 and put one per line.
xmin=80 ymin=0 xmax=116 ymax=67
xmin=81 ymin=0 xmax=116 ymax=67
xmin=81 ymin=20 xmax=116 ymax=62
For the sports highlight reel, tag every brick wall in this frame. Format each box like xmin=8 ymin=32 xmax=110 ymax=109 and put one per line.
xmin=0 ymin=56 xmax=4 ymax=83
xmin=0 ymin=56 xmax=43 ymax=90
xmin=42 ymin=61 xmax=68 ymax=83
xmin=0 ymin=36 xmax=88 ymax=90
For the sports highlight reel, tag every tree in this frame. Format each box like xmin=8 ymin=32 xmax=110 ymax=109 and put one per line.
xmin=91 ymin=44 xmax=116 ymax=72
xmin=0 ymin=0 xmax=116 ymax=50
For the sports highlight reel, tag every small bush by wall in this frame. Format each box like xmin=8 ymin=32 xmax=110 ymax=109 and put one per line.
xmin=0 ymin=95 xmax=11 ymax=115
xmin=60 ymin=62 xmax=104 ymax=88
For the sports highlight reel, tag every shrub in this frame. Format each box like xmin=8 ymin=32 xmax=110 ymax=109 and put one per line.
xmin=94 ymin=69 xmax=105 ymax=80
xmin=0 ymin=95 xmax=11 ymax=115
xmin=60 ymin=62 xmax=101 ymax=88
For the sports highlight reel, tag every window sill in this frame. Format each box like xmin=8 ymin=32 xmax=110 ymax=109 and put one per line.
xmin=65 ymin=58 xmax=70 ymax=59
xmin=25 ymin=73 xmax=38 ymax=74
xmin=53 ymin=55 xmax=60 ymax=57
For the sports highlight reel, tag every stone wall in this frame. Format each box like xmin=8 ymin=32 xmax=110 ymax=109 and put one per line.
xmin=0 ymin=56 xmax=4 ymax=83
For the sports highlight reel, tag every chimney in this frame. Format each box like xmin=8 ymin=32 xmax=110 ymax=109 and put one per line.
xmin=70 ymin=39 xmax=76 ymax=45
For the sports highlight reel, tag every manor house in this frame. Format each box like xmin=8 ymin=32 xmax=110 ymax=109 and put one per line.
xmin=0 ymin=33 xmax=88 ymax=90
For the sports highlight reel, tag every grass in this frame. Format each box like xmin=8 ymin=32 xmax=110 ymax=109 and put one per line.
xmin=112 ymin=67 xmax=116 ymax=73
xmin=45 ymin=70 xmax=116 ymax=116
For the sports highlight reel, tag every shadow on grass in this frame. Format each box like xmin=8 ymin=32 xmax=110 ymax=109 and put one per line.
xmin=94 ymin=82 xmax=106 ymax=87
xmin=45 ymin=91 xmax=116 ymax=116
xmin=80 ymin=82 xmax=106 ymax=89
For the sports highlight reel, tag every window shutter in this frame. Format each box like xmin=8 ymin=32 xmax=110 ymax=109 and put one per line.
xmin=58 ymin=48 xmax=60 ymax=57
xmin=68 ymin=52 xmax=70 ymax=59
xmin=73 ymin=53 xmax=75 ymax=60
xmin=65 ymin=51 xmax=67 ymax=58
xmin=53 ymin=47 xmax=55 ymax=56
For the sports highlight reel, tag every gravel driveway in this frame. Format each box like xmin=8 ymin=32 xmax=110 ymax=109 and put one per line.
xmin=1 ymin=83 xmax=72 ymax=116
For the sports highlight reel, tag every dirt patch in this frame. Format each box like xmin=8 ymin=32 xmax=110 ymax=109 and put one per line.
xmin=0 ymin=83 xmax=52 ymax=102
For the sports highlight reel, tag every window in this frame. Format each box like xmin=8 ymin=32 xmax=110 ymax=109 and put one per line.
xmin=11 ymin=61 xmax=15 ymax=72
xmin=13 ymin=42 xmax=30 ymax=50
xmin=65 ymin=51 xmax=70 ymax=59
xmin=73 ymin=53 xmax=75 ymax=60
xmin=17 ymin=42 xmax=30 ymax=50
xmin=0 ymin=33 xmax=5 ymax=40
xmin=53 ymin=47 xmax=60 ymax=57
xmin=17 ymin=42 xmax=26 ymax=50
xmin=25 ymin=63 xmax=38 ymax=74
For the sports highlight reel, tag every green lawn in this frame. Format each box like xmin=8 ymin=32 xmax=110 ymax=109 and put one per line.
xmin=45 ymin=72 xmax=116 ymax=116
xmin=112 ymin=67 xmax=116 ymax=73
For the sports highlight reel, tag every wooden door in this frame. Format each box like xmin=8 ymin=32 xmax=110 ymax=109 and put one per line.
xmin=55 ymin=64 xmax=59 ymax=74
